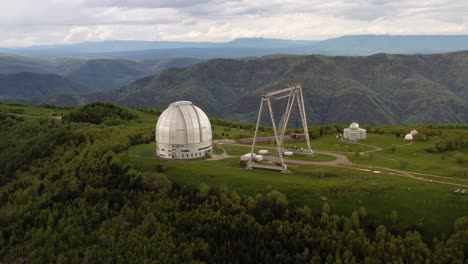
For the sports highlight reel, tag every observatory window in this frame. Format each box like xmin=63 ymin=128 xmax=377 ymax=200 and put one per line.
xmin=181 ymin=150 xmax=190 ymax=152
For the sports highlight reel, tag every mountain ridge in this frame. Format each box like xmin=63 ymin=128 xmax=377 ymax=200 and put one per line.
xmin=0 ymin=72 xmax=91 ymax=102
xmin=0 ymin=54 xmax=201 ymax=90
xmin=3 ymin=35 xmax=468 ymax=58
xmin=68 ymin=51 xmax=468 ymax=125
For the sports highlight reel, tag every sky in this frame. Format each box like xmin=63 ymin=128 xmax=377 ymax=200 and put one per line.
xmin=0 ymin=0 xmax=467 ymax=47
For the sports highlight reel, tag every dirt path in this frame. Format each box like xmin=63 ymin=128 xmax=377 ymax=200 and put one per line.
xmin=208 ymin=145 xmax=233 ymax=160
xmin=263 ymin=151 xmax=351 ymax=166
xmin=214 ymin=142 xmax=351 ymax=166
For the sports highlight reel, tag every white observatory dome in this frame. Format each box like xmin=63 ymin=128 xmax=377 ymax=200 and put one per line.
xmin=155 ymin=101 xmax=212 ymax=159
xmin=410 ymin=130 xmax=418 ymax=136
xmin=350 ymin=122 xmax=359 ymax=130
xmin=404 ymin=134 xmax=413 ymax=140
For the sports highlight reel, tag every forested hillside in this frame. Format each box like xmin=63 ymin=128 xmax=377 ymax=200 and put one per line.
xmin=0 ymin=72 xmax=91 ymax=102
xmin=86 ymin=51 xmax=468 ymax=125
xmin=0 ymin=54 xmax=200 ymax=91
xmin=0 ymin=109 xmax=467 ymax=263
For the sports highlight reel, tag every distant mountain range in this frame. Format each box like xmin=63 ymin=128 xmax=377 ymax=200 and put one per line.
xmin=0 ymin=53 xmax=201 ymax=91
xmin=2 ymin=35 xmax=468 ymax=59
xmin=62 ymin=51 xmax=468 ymax=125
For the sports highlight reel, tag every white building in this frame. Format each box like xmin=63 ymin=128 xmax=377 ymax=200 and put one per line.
xmin=343 ymin=122 xmax=367 ymax=141
xmin=410 ymin=130 xmax=418 ymax=136
xmin=155 ymin=101 xmax=212 ymax=159
xmin=404 ymin=133 xmax=413 ymax=142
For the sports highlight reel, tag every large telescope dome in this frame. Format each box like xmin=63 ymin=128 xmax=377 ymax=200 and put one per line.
xmin=155 ymin=101 xmax=212 ymax=159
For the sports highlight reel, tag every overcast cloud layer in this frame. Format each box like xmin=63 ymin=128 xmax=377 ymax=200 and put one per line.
xmin=1 ymin=0 xmax=467 ymax=47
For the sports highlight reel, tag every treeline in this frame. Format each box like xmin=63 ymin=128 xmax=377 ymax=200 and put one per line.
xmin=63 ymin=102 xmax=137 ymax=125
xmin=0 ymin=110 xmax=467 ymax=262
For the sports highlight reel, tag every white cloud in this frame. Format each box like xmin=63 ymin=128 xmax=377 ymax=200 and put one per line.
xmin=0 ymin=0 xmax=467 ymax=47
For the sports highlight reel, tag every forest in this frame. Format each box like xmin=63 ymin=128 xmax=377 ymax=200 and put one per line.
xmin=0 ymin=107 xmax=467 ymax=263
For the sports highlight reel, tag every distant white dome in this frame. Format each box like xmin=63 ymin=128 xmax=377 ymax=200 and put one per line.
xmin=404 ymin=134 xmax=413 ymax=140
xmin=155 ymin=101 xmax=212 ymax=159
xmin=350 ymin=122 xmax=359 ymax=130
xmin=410 ymin=130 xmax=418 ymax=136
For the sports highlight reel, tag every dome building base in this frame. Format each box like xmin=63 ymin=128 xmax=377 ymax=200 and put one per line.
xmin=156 ymin=142 xmax=212 ymax=159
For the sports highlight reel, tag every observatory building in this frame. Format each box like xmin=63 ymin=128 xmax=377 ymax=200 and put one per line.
xmin=155 ymin=101 xmax=212 ymax=159
xmin=343 ymin=122 xmax=367 ymax=141
xmin=404 ymin=133 xmax=413 ymax=142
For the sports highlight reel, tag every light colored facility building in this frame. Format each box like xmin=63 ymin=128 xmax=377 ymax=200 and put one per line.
xmin=343 ymin=122 xmax=367 ymax=141
xmin=404 ymin=133 xmax=413 ymax=142
xmin=155 ymin=101 xmax=212 ymax=159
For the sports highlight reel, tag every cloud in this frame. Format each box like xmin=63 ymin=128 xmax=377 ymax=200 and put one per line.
xmin=0 ymin=0 xmax=467 ymax=47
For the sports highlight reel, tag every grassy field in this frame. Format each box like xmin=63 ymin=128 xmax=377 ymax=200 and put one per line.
xmin=0 ymin=104 xmax=70 ymax=119
xmin=119 ymin=144 xmax=468 ymax=239
xmin=281 ymin=135 xmax=375 ymax=153
xmin=4 ymin=103 xmax=467 ymax=240
xmin=351 ymin=143 xmax=468 ymax=178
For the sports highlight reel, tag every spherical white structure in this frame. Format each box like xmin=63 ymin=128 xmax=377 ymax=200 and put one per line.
xmin=404 ymin=134 xmax=413 ymax=141
xmin=350 ymin=122 xmax=360 ymax=130
xmin=155 ymin=101 xmax=212 ymax=159
xmin=343 ymin=122 xmax=366 ymax=141
xmin=410 ymin=130 xmax=418 ymax=136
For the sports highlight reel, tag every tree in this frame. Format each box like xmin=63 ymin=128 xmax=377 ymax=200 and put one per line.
xmin=390 ymin=210 xmax=398 ymax=224
xmin=322 ymin=202 xmax=331 ymax=214
xmin=358 ymin=207 xmax=367 ymax=219
xmin=375 ymin=225 xmax=387 ymax=241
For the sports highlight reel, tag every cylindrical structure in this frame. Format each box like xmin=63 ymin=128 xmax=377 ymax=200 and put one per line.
xmin=155 ymin=101 xmax=212 ymax=159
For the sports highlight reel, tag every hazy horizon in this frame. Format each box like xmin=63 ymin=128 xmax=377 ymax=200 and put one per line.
xmin=1 ymin=0 xmax=468 ymax=48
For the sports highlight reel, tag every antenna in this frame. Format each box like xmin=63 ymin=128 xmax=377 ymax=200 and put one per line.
xmin=248 ymin=83 xmax=312 ymax=172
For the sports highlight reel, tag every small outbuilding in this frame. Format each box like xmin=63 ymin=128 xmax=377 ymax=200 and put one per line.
xmin=343 ymin=122 xmax=367 ymax=141
xmin=404 ymin=133 xmax=413 ymax=142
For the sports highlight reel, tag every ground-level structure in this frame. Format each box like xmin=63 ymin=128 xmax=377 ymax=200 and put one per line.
xmin=404 ymin=133 xmax=413 ymax=142
xmin=155 ymin=101 xmax=212 ymax=159
xmin=343 ymin=122 xmax=367 ymax=141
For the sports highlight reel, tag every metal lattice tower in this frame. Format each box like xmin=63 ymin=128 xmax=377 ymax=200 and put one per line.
xmin=249 ymin=83 xmax=312 ymax=172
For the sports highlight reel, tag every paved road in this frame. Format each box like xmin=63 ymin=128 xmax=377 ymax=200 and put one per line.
xmin=264 ymin=151 xmax=351 ymax=166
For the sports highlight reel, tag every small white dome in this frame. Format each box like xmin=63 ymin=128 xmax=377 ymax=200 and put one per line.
xmin=410 ymin=130 xmax=418 ymax=136
xmin=404 ymin=134 xmax=413 ymax=140
xmin=350 ymin=122 xmax=359 ymax=130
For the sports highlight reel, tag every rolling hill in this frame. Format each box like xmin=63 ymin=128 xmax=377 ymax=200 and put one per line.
xmin=0 ymin=72 xmax=91 ymax=102
xmin=0 ymin=54 xmax=201 ymax=90
xmin=74 ymin=51 xmax=468 ymax=125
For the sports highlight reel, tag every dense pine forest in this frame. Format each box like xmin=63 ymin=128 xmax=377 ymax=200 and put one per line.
xmin=0 ymin=105 xmax=467 ymax=263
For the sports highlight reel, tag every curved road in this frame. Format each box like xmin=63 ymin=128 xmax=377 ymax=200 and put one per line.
xmin=213 ymin=142 xmax=468 ymax=188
